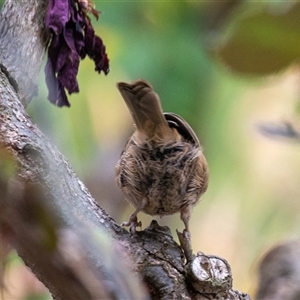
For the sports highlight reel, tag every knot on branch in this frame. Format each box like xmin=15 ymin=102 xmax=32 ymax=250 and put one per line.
xmin=185 ymin=253 xmax=250 ymax=299
xmin=186 ymin=253 xmax=232 ymax=294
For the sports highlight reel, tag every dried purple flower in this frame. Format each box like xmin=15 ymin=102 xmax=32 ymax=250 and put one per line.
xmin=78 ymin=0 xmax=100 ymax=20
xmin=45 ymin=0 xmax=109 ymax=107
xmin=84 ymin=18 xmax=109 ymax=74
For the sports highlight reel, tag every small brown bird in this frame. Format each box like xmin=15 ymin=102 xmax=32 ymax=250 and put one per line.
xmin=115 ymin=79 xmax=209 ymax=234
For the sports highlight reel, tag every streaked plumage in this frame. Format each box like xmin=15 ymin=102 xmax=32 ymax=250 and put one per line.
xmin=115 ymin=80 xmax=209 ymax=233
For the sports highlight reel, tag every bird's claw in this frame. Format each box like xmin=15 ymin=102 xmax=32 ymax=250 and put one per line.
xmin=183 ymin=228 xmax=191 ymax=240
xmin=121 ymin=215 xmax=142 ymax=234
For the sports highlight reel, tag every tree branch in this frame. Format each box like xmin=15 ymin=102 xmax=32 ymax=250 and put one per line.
xmin=0 ymin=0 xmax=251 ymax=299
xmin=0 ymin=0 xmax=49 ymax=105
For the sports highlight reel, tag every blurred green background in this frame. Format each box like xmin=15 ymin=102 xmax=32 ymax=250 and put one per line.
xmin=3 ymin=1 xmax=300 ymax=299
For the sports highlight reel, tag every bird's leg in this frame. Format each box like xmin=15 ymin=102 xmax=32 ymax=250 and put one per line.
xmin=121 ymin=210 xmax=141 ymax=233
xmin=180 ymin=204 xmax=192 ymax=234
xmin=177 ymin=205 xmax=194 ymax=262
xmin=121 ymin=197 xmax=148 ymax=233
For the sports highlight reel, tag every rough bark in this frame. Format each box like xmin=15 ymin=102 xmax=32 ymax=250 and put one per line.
xmin=0 ymin=0 xmax=48 ymax=106
xmin=0 ymin=0 xmax=251 ymax=299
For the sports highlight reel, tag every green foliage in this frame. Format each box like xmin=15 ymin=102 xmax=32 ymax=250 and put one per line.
xmin=212 ymin=2 xmax=300 ymax=74
xmin=25 ymin=1 xmax=300 ymax=295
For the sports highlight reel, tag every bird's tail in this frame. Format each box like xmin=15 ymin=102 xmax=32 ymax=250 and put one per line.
xmin=117 ymin=80 xmax=175 ymax=142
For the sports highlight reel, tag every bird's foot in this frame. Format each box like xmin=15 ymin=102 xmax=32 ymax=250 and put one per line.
xmin=121 ymin=214 xmax=142 ymax=234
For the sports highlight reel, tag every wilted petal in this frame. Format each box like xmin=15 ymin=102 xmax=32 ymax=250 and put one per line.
xmin=56 ymin=82 xmax=70 ymax=107
xmin=45 ymin=59 xmax=57 ymax=102
xmin=70 ymin=3 xmax=84 ymax=24
xmin=94 ymin=36 xmax=109 ymax=74
xmin=45 ymin=0 xmax=70 ymax=34
xmin=75 ymin=30 xmax=86 ymax=59
xmin=58 ymin=64 xmax=79 ymax=94
xmin=69 ymin=9 xmax=86 ymax=58
xmin=91 ymin=8 xmax=100 ymax=20
xmin=84 ymin=21 xmax=95 ymax=55
xmin=57 ymin=53 xmax=80 ymax=94
xmin=58 ymin=26 xmax=80 ymax=93
xmin=45 ymin=59 xmax=70 ymax=107
xmin=54 ymin=38 xmax=70 ymax=73
xmin=84 ymin=22 xmax=109 ymax=74
xmin=47 ymin=34 xmax=60 ymax=72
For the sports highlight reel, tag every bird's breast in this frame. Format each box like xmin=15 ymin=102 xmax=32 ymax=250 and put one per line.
xmin=116 ymin=139 xmax=207 ymax=216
